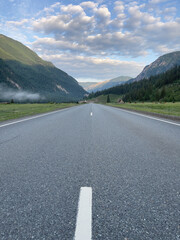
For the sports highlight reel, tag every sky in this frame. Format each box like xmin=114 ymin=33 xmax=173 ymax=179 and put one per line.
xmin=0 ymin=0 xmax=180 ymax=82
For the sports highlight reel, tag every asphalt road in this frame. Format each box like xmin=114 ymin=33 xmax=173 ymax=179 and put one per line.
xmin=0 ymin=103 xmax=180 ymax=240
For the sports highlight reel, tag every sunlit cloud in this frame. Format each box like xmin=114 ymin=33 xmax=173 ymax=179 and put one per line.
xmin=0 ymin=0 xmax=179 ymax=81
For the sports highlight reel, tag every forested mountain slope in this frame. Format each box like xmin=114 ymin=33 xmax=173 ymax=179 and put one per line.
xmin=0 ymin=34 xmax=86 ymax=102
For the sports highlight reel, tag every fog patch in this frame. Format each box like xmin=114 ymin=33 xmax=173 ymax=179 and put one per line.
xmin=0 ymin=84 xmax=43 ymax=102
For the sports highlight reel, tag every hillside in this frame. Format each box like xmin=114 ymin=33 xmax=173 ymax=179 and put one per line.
xmin=129 ymin=51 xmax=180 ymax=83
xmin=80 ymin=76 xmax=131 ymax=92
xmin=0 ymin=34 xmax=87 ymax=102
xmin=88 ymin=51 xmax=180 ymax=102
xmin=88 ymin=65 xmax=180 ymax=102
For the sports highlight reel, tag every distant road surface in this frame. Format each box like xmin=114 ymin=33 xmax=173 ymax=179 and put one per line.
xmin=0 ymin=103 xmax=179 ymax=240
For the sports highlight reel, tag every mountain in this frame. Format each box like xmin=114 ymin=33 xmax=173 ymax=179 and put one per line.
xmin=88 ymin=55 xmax=180 ymax=102
xmin=88 ymin=65 xmax=180 ymax=102
xmin=80 ymin=76 xmax=131 ymax=92
xmin=78 ymin=82 xmax=98 ymax=90
xmin=0 ymin=34 xmax=87 ymax=102
xmin=129 ymin=51 xmax=180 ymax=83
xmin=123 ymin=65 xmax=180 ymax=102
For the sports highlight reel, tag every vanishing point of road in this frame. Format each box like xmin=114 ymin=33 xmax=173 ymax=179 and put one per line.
xmin=0 ymin=103 xmax=179 ymax=239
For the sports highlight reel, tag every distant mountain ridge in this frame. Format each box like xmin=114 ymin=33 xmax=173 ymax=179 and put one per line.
xmin=0 ymin=34 xmax=86 ymax=102
xmin=78 ymin=82 xmax=98 ymax=90
xmin=87 ymin=51 xmax=180 ymax=102
xmin=129 ymin=51 xmax=180 ymax=83
xmin=80 ymin=76 xmax=131 ymax=92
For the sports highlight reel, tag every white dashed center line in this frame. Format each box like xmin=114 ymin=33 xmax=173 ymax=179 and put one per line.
xmin=90 ymin=112 xmax=93 ymax=116
xmin=74 ymin=187 xmax=92 ymax=240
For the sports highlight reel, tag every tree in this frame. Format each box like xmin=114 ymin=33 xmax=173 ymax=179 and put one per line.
xmin=155 ymin=90 xmax=160 ymax=101
xmin=160 ymin=86 xmax=166 ymax=99
xmin=107 ymin=94 xmax=110 ymax=103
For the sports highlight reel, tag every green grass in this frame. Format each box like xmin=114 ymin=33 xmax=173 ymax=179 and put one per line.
xmin=0 ymin=103 xmax=77 ymax=122
xmin=107 ymin=102 xmax=180 ymax=116
xmin=89 ymin=93 xmax=180 ymax=117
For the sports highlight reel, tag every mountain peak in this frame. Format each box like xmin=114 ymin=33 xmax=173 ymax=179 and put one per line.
xmin=131 ymin=51 xmax=180 ymax=83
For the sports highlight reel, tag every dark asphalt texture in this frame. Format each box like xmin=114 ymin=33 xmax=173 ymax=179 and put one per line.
xmin=0 ymin=103 xmax=180 ymax=240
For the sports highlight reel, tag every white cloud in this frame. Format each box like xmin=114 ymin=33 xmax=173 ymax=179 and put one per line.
xmin=114 ymin=1 xmax=125 ymax=13
xmin=61 ymin=4 xmax=84 ymax=14
xmin=1 ymin=0 xmax=180 ymax=81
xmin=36 ymin=2 xmax=61 ymax=16
xmin=33 ymin=10 xmax=95 ymax=39
xmin=32 ymin=36 xmax=89 ymax=54
xmin=29 ymin=1 xmax=180 ymax=60
xmin=164 ymin=7 xmax=176 ymax=13
xmin=80 ymin=1 xmax=98 ymax=9
xmin=149 ymin=0 xmax=168 ymax=3
xmin=39 ymin=53 xmax=143 ymax=80
xmin=6 ymin=1 xmax=179 ymax=59
xmin=95 ymin=6 xmax=111 ymax=20
xmin=6 ymin=19 xmax=29 ymax=27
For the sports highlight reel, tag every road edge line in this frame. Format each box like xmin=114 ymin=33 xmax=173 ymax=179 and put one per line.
xmin=0 ymin=107 xmax=74 ymax=128
xmin=105 ymin=105 xmax=180 ymax=126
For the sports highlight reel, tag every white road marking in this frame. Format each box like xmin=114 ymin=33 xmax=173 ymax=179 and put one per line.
xmin=110 ymin=107 xmax=180 ymax=127
xmin=0 ymin=108 xmax=69 ymax=128
xmin=74 ymin=187 xmax=92 ymax=240
xmin=90 ymin=112 xmax=93 ymax=116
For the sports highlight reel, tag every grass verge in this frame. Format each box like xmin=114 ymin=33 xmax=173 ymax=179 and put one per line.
xmin=0 ymin=103 xmax=77 ymax=122
xmin=107 ymin=102 xmax=180 ymax=117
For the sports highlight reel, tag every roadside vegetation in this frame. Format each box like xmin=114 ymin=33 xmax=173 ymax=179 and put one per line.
xmin=88 ymin=94 xmax=180 ymax=117
xmin=107 ymin=102 xmax=180 ymax=117
xmin=0 ymin=103 xmax=77 ymax=122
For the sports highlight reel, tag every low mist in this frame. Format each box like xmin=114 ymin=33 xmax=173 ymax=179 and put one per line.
xmin=0 ymin=84 xmax=43 ymax=102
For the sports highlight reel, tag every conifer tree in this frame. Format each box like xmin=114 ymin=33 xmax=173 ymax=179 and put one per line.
xmin=107 ymin=94 xmax=110 ymax=103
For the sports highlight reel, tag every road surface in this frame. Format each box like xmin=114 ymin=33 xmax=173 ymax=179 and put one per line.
xmin=0 ymin=103 xmax=180 ymax=239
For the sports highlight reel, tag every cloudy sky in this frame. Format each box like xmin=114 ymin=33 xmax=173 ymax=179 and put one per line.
xmin=0 ymin=0 xmax=180 ymax=82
